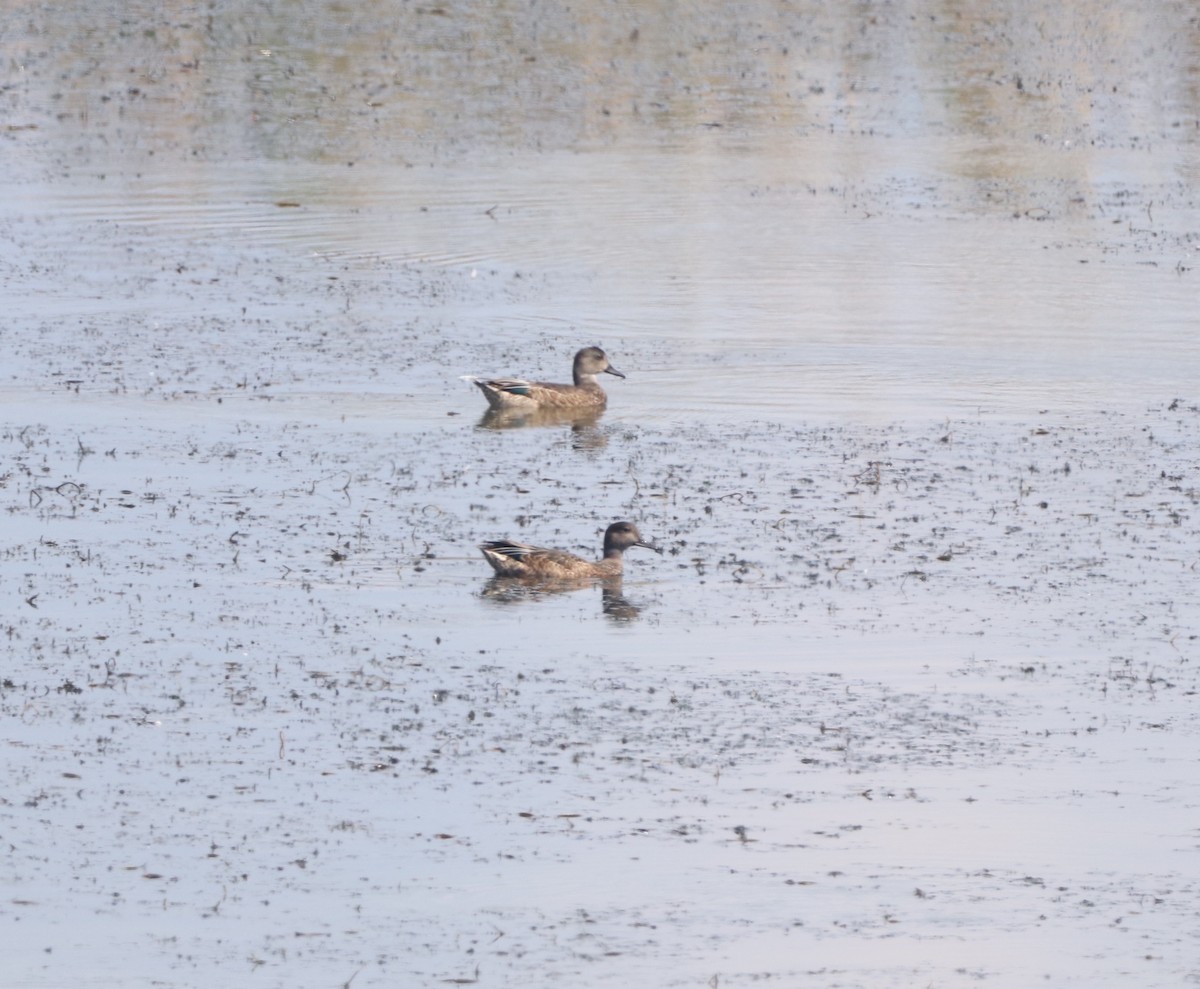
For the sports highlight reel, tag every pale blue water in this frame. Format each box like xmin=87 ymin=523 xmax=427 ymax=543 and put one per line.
xmin=3 ymin=3 xmax=1200 ymax=987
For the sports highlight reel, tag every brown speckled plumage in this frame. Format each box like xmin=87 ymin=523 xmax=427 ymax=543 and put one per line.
xmin=464 ymin=346 xmax=625 ymax=410
xmin=480 ymin=521 xmax=659 ymax=579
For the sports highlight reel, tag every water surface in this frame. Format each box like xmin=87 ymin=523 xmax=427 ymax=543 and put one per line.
xmin=3 ymin=2 xmax=1200 ymax=987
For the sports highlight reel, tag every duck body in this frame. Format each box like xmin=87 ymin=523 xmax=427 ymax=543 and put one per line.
xmin=480 ymin=521 xmax=659 ymax=579
xmin=466 ymin=346 xmax=624 ymax=411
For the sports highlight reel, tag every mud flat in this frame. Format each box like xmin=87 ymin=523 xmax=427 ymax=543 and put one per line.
xmin=3 ymin=1 xmax=1200 ymax=987
xmin=3 ymin=383 xmax=1198 ymax=987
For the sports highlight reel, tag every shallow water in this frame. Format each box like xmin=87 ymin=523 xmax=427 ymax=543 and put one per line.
xmin=3 ymin=2 xmax=1200 ymax=987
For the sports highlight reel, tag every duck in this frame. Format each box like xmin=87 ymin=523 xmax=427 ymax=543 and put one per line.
xmin=480 ymin=521 xmax=660 ymax=579
xmin=464 ymin=346 xmax=625 ymax=410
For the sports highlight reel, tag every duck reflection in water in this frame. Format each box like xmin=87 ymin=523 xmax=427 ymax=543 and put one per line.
xmin=475 ymin=405 xmax=608 ymax=450
xmin=480 ymin=574 xmax=644 ymax=622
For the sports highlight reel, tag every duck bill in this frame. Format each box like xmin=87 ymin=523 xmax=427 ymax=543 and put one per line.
xmin=604 ymin=364 xmax=626 ymax=379
xmin=636 ymin=539 xmax=663 ymax=554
